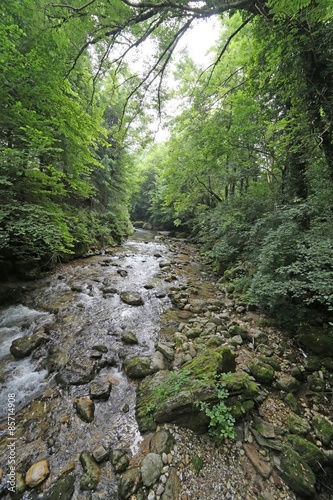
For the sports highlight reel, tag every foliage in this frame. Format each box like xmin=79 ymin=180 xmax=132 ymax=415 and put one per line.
xmin=195 ymin=382 xmax=236 ymax=440
xmin=0 ymin=0 xmax=132 ymax=269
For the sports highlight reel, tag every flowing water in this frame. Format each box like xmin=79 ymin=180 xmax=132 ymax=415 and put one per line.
xmin=0 ymin=229 xmax=185 ymax=498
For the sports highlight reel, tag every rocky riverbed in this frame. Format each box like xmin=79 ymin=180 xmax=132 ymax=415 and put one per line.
xmin=0 ymin=230 xmax=332 ymax=499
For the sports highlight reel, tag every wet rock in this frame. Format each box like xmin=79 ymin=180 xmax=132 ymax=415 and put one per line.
xmin=161 ymin=467 xmax=181 ymax=500
xmin=156 ymin=342 xmax=175 ymax=361
xmin=280 ymin=444 xmax=316 ymax=497
xmin=55 ymin=360 xmax=95 ymax=386
xmin=121 ymin=331 xmax=138 ymax=345
xmin=118 ymin=467 xmax=142 ymax=499
xmin=92 ymin=444 xmax=108 ymax=463
xmin=123 ymin=356 xmax=154 ymax=378
xmin=14 ymin=471 xmax=26 ymax=497
xmin=243 ymin=443 xmax=271 ymax=479
xmin=110 ymin=449 xmax=130 ymax=473
xmin=10 ymin=331 xmax=49 ymax=359
xmin=47 ymin=473 xmax=75 ymax=500
xmin=120 ymin=291 xmax=144 ymax=306
xmin=117 ymin=269 xmax=128 ymax=277
xmin=141 ymin=453 xmax=163 ymax=486
xmin=25 ymin=459 xmax=50 ymax=488
xmin=74 ymin=397 xmax=95 ymax=423
xmin=287 ymin=412 xmax=311 ymax=436
xmin=248 ymin=359 xmax=275 ymax=385
xmin=150 ymin=429 xmax=175 ymax=455
xmin=92 ymin=344 xmax=108 ymax=353
xmin=89 ymin=380 xmax=112 ymax=400
xmin=286 ymin=435 xmax=325 ymax=472
xmin=312 ymin=414 xmax=333 ymax=446
xmin=79 ymin=452 xmax=100 ymax=491
xmin=275 ymin=374 xmax=300 ymax=393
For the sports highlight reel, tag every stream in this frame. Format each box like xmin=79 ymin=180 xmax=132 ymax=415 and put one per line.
xmin=0 ymin=229 xmax=191 ymax=498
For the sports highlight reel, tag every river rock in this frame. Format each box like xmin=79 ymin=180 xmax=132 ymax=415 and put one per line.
xmin=123 ymin=356 xmax=154 ymax=378
xmin=74 ymin=397 xmax=95 ymax=422
xmin=89 ymin=380 xmax=112 ymax=400
xmin=141 ymin=453 xmax=163 ymax=487
xmin=110 ymin=449 xmax=130 ymax=473
xmin=15 ymin=471 xmax=26 ymax=496
xmin=280 ymin=444 xmax=316 ymax=497
xmin=92 ymin=444 xmax=108 ymax=463
xmin=55 ymin=359 xmax=96 ymax=386
xmin=156 ymin=342 xmax=174 ymax=361
xmin=121 ymin=331 xmax=138 ymax=344
xmin=161 ymin=467 xmax=181 ymax=500
xmin=10 ymin=331 xmax=49 ymax=358
xmin=151 ymin=351 xmax=167 ymax=371
xmin=150 ymin=429 xmax=175 ymax=454
xmin=117 ymin=269 xmax=128 ymax=277
xmin=48 ymin=473 xmax=75 ymax=500
xmin=25 ymin=459 xmax=50 ymax=488
xmin=120 ymin=291 xmax=144 ymax=306
xmin=118 ymin=467 xmax=142 ymax=499
xmin=79 ymin=451 xmax=100 ymax=491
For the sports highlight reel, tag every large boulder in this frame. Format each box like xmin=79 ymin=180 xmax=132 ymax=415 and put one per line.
xmin=120 ymin=291 xmax=144 ymax=306
xmin=47 ymin=473 xmax=75 ymax=500
xmin=10 ymin=331 xmax=49 ymax=359
xmin=123 ymin=356 xmax=155 ymax=378
xmin=140 ymin=453 xmax=163 ymax=487
xmin=118 ymin=467 xmax=142 ymax=499
xmin=55 ymin=360 xmax=96 ymax=386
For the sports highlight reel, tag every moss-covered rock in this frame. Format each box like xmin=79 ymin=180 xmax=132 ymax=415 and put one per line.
xmin=79 ymin=452 xmax=100 ymax=491
xmin=280 ymin=444 xmax=316 ymax=497
xmin=286 ymin=435 xmax=325 ymax=472
xmin=123 ymin=356 xmax=155 ymax=378
xmin=298 ymin=330 xmax=333 ymax=358
xmin=287 ymin=412 xmax=311 ymax=436
xmin=182 ymin=346 xmax=236 ymax=378
xmin=48 ymin=473 xmax=75 ymax=500
xmin=258 ymin=355 xmax=281 ymax=371
xmin=312 ymin=414 xmax=333 ymax=446
xmin=221 ymin=371 xmax=260 ymax=398
xmin=248 ymin=359 xmax=275 ymax=384
xmin=118 ymin=467 xmax=142 ymax=499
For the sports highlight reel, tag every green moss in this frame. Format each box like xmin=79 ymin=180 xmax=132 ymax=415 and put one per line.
xmin=248 ymin=360 xmax=275 ymax=384
xmin=191 ymin=456 xmax=203 ymax=475
xmin=286 ymin=435 xmax=325 ymax=472
xmin=312 ymin=415 xmax=333 ymax=445
xmin=221 ymin=371 xmax=260 ymax=397
xmin=280 ymin=444 xmax=316 ymax=497
xmin=287 ymin=413 xmax=311 ymax=436
xmin=258 ymin=355 xmax=281 ymax=371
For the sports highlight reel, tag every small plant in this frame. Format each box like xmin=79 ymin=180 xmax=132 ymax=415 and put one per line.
xmin=196 ymin=384 xmax=236 ymax=440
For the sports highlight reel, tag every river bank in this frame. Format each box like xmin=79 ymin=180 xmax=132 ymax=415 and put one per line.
xmin=0 ymin=230 xmax=332 ymax=499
